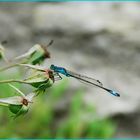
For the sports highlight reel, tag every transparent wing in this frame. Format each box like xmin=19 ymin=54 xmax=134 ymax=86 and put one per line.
xmin=66 ymin=70 xmax=120 ymax=97
xmin=53 ymin=72 xmax=62 ymax=81
xmin=66 ymin=70 xmax=103 ymax=86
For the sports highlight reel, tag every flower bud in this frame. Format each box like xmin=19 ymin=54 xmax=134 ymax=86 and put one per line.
xmin=25 ymin=71 xmax=54 ymax=94
xmin=0 ymin=44 xmax=4 ymax=59
xmin=0 ymin=41 xmax=8 ymax=62
xmin=9 ymin=104 xmax=28 ymax=117
xmin=0 ymin=84 xmax=35 ymax=118
xmin=15 ymin=40 xmax=53 ymax=65
xmin=20 ymin=64 xmax=54 ymax=94
xmin=28 ymin=44 xmax=50 ymax=65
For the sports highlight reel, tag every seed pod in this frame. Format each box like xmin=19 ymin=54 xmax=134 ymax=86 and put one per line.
xmin=0 ymin=45 xmax=4 ymax=59
xmin=0 ymin=84 xmax=35 ymax=118
xmin=0 ymin=41 xmax=8 ymax=63
xmin=9 ymin=104 xmax=28 ymax=115
xmin=28 ymin=44 xmax=50 ymax=65
xmin=15 ymin=40 xmax=53 ymax=65
xmin=18 ymin=64 xmax=55 ymax=94
xmin=24 ymin=71 xmax=54 ymax=94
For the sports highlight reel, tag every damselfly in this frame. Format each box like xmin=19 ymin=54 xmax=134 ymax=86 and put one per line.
xmin=50 ymin=65 xmax=120 ymax=97
xmin=19 ymin=64 xmax=120 ymax=97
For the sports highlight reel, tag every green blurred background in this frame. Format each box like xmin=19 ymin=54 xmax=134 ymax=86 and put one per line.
xmin=0 ymin=2 xmax=140 ymax=138
xmin=0 ymin=70 xmax=116 ymax=138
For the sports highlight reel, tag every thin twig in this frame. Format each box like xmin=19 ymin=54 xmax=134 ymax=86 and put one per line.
xmin=0 ymin=79 xmax=29 ymax=84
xmin=0 ymin=63 xmax=20 ymax=72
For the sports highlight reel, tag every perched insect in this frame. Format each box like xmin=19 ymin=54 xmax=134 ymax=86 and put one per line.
xmin=18 ymin=64 xmax=120 ymax=97
xmin=50 ymin=65 xmax=120 ymax=97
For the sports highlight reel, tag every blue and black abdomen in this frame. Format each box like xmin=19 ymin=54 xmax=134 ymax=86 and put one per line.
xmin=50 ymin=64 xmax=120 ymax=97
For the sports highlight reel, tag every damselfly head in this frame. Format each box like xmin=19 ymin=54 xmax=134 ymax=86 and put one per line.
xmin=50 ymin=64 xmax=55 ymax=71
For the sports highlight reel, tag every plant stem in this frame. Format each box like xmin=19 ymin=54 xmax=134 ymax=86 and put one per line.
xmin=2 ymin=54 xmax=9 ymax=64
xmin=0 ymin=63 xmax=19 ymax=72
xmin=0 ymin=103 xmax=9 ymax=107
xmin=0 ymin=59 xmax=27 ymax=72
xmin=0 ymin=79 xmax=29 ymax=84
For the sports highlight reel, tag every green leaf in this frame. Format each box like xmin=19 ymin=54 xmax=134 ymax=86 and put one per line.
xmin=9 ymin=104 xmax=22 ymax=114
